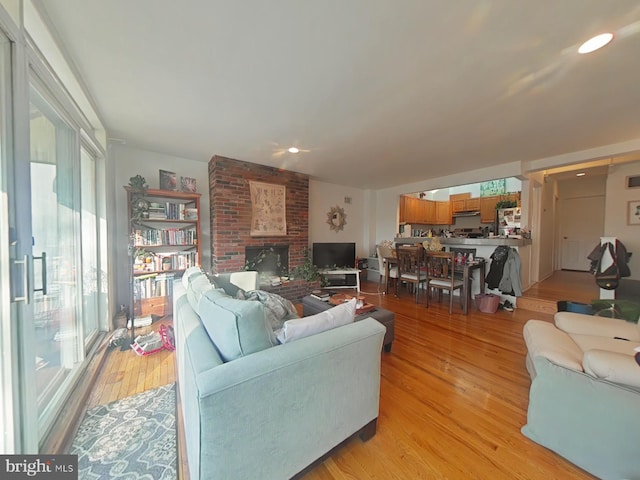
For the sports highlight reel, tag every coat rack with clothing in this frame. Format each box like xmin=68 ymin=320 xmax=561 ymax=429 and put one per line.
xmin=588 ymin=237 xmax=631 ymax=298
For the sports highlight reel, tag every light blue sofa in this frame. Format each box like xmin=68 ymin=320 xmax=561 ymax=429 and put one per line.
xmin=174 ymin=269 xmax=386 ymax=480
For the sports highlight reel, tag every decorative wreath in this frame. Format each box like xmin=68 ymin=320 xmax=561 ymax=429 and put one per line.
xmin=326 ymin=205 xmax=347 ymax=232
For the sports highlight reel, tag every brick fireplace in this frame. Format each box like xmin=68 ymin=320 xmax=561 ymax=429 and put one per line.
xmin=245 ymin=244 xmax=289 ymax=285
xmin=208 ymin=155 xmax=317 ymax=301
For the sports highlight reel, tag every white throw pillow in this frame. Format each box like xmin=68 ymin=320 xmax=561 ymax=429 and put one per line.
xmin=276 ymin=298 xmax=356 ymax=343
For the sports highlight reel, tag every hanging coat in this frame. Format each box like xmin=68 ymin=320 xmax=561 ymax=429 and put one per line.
xmin=498 ymin=248 xmax=522 ymax=296
xmin=486 ymin=246 xmax=509 ymax=289
xmin=587 ymin=240 xmax=631 ymax=277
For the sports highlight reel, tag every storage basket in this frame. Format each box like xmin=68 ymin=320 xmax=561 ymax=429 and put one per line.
xmin=475 ymin=293 xmax=501 ymax=313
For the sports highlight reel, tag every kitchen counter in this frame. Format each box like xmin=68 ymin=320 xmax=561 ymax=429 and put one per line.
xmin=394 ymin=236 xmax=531 ymax=247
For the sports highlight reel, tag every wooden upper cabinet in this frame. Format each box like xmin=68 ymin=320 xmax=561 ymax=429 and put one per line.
xmin=450 ymin=193 xmax=480 ymax=213
xmin=501 ymin=192 xmax=521 ymax=206
xmin=480 ymin=195 xmax=499 ymax=223
xmin=449 ymin=193 xmax=471 ymax=202
xmin=450 ymin=193 xmax=470 ymax=214
xmin=435 ymin=201 xmax=451 ymax=225
xmin=451 ymin=199 xmax=466 ymax=213
xmin=465 ymin=197 xmax=480 ymax=211
xmin=400 ymin=196 xmax=443 ymax=225
xmin=400 ymin=195 xmax=421 ymax=224
xmin=399 ymin=195 xmax=409 ymax=223
xmin=425 ymin=200 xmax=436 ymax=223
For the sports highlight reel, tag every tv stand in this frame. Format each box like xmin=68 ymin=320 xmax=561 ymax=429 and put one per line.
xmin=319 ymin=268 xmax=360 ymax=292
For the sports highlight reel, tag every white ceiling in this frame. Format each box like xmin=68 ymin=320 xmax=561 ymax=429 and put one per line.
xmin=34 ymin=1 xmax=640 ymax=189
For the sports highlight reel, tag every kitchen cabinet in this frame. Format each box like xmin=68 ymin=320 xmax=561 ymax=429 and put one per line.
xmin=450 ymin=193 xmax=470 ymax=214
xmin=451 ymin=194 xmax=480 ymax=213
xmin=400 ymin=195 xmax=422 ymax=223
xmin=400 ymin=195 xmax=451 ymax=225
xmin=466 ymin=197 xmax=480 ymax=210
xmin=501 ymin=192 xmax=521 ymax=206
xmin=400 ymin=195 xmax=437 ymax=224
xmin=425 ymin=200 xmax=436 ymax=223
xmin=399 ymin=195 xmax=409 ymax=223
xmin=480 ymin=195 xmax=499 ymax=223
xmin=435 ymin=201 xmax=451 ymax=225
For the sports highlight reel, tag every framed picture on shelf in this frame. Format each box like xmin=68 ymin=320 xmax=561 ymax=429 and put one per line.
xmin=159 ymin=169 xmax=177 ymax=191
xmin=627 ymin=200 xmax=640 ymax=225
xmin=181 ymin=176 xmax=197 ymax=193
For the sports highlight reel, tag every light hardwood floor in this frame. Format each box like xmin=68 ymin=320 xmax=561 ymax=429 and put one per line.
xmin=90 ymin=276 xmax=597 ymax=480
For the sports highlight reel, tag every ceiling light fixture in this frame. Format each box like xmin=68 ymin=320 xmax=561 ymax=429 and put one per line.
xmin=287 ymin=147 xmax=299 ymax=153
xmin=578 ymin=33 xmax=613 ymax=54
xmin=576 ymin=172 xmax=586 ymax=177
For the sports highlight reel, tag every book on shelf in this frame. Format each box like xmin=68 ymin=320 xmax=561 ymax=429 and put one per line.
xmin=184 ymin=208 xmax=198 ymax=220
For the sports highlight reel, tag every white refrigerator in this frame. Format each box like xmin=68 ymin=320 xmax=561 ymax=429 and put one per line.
xmin=497 ymin=207 xmax=521 ymax=236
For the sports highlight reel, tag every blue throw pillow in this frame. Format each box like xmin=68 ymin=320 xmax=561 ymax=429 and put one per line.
xmin=198 ymin=290 xmax=275 ymax=362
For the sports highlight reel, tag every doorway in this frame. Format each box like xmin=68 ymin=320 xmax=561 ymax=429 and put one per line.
xmin=559 ymin=195 xmax=605 ymax=271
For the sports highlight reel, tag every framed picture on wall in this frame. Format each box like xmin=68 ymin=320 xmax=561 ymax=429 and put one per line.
xmin=480 ymin=179 xmax=506 ymax=197
xmin=181 ymin=176 xmax=197 ymax=193
xmin=249 ymin=181 xmax=287 ymax=236
xmin=627 ymin=200 xmax=640 ymax=225
xmin=159 ymin=169 xmax=177 ymax=191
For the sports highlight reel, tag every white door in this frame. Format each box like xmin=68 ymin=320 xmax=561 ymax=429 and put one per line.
xmin=559 ymin=196 xmax=605 ymax=271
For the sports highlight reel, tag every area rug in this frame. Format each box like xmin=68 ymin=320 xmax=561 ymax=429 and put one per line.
xmin=70 ymin=383 xmax=177 ymax=480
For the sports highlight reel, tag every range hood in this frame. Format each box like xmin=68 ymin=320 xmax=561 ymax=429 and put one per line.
xmin=452 ymin=210 xmax=480 ymax=217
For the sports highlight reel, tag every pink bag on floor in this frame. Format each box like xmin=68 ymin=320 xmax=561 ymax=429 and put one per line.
xmin=475 ymin=294 xmax=500 ymax=313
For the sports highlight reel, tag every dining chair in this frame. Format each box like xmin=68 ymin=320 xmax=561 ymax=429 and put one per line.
xmin=376 ymin=244 xmax=398 ymax=293
xmin=425 ymin=250 xmax=465 ymax=314
xmin=449 ymin=247 xmax=477 ymax=294
xmin=395 ymin=244 xmax=427 ymax=303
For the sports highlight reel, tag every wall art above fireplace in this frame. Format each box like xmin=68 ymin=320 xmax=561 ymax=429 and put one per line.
xmin=249 ymin=181 xmax=286 ymax=236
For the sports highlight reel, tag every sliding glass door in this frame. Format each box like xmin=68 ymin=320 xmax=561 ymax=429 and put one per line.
xmin=29 ymin=85 xmax=85 ymax=427
xmin=1 ymin=74 xmax=105 ymax=452
xmin=0 ymin=25 xmax=16 ymax=454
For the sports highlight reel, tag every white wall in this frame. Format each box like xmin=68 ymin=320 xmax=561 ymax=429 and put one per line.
xmin=309 ymin=180 xmax=372 ymax=259
xmin=111 ymin=143 xmax=210 ymax=305
xmin=537 ymin=178 xmax=557 ymax=280
xmin=604 ymin=160 xmax=640 ymax=280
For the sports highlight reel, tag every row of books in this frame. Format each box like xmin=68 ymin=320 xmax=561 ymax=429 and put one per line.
xmin=134 ymin=252 xmax=199 ymax=273
xmin=134 ymin=228 xmax=197 ymax=246
xmin=134 ymin=273 xmax=175 ymax=300
xmin=147 ymin=202 xmax=198 ymax=221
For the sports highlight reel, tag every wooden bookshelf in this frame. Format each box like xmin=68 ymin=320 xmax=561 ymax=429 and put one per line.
xmin=125 ymin=187 xmax=201 ymax=318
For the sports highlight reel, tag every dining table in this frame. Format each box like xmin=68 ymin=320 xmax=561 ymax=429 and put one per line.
xmin=385 ymin=255 xmax=486 ymax=314
xmin=454 ymin=258 xmax=486 ymax=314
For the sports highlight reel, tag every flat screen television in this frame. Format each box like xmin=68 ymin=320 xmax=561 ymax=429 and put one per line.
xmin=312 ymin=242 xmax=356 ymax=269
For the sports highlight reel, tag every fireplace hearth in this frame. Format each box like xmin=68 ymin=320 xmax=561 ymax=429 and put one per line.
xmin=245 ymin=245 xmax=289 ymax=285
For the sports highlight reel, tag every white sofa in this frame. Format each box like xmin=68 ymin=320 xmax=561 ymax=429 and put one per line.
xmin=522 ymin=312 xmax=640 ymax=480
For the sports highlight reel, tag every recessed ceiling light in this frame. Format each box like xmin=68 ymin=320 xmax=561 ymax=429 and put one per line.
xmin=578 ymin=33 xmax=613 ymax=54
xmin=288 ymin=147 xmax=299 ymax=154
xmin=576 ymin=172 xmax=586 ymax=177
